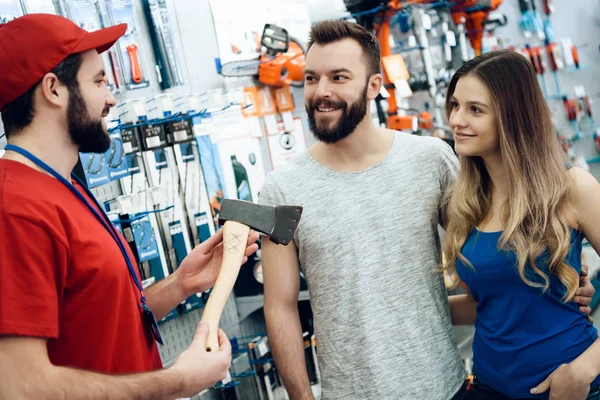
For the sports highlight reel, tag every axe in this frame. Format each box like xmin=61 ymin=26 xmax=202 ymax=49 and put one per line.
xmin=201 ymin=199 xmax=303 ymax=351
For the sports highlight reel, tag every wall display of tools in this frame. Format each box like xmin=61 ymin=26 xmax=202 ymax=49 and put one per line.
xmin=143 ymin=145 xmax=206 ymax=313
xmin=104 ymin=0 xmax=151 ymax=90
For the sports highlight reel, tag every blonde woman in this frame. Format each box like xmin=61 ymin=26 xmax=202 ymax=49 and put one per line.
xmin=443 ymin=50 xmax=600 ymax=400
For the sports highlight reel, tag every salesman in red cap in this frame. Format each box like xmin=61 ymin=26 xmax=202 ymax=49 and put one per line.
xmin=0 ymin=13 xmax=259 ymax=399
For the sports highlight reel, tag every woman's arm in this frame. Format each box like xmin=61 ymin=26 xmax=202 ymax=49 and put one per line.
xmin=571 ymin=167 xmax=600 ymax=258
xmin=448 ymin=284 xmax=478 ymax=325
xmin=571 ymin=339 xmax=600 ymax=385
xmin=569 ymin=168 xmax=600 ymax=321
xmin=530 ymin=338 xmax=600 ymax=398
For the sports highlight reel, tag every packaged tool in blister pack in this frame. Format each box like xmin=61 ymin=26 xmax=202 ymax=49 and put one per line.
xmin=217 ymin=137 xmax=267 ymax=205
xmin=105 ymin=0 xmax=151 ymax=90
xmin=193 ymin=120 xmax=229 ymax=229
xmin=62 ymin=0 xmax=119 ymax=92
xmin=79 ymin=151 xmax=111 ymax=188
xmin=140 ymin=0 xmax=184 ymax=90
xmin=105 ymin=128 xmax=130 ymax=181
xmin=167 ymin=118 xmax=216 ymax=248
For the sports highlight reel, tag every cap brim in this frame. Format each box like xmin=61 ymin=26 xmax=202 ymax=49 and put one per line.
xmin=72 ymin=23 xmax=127 ymax=55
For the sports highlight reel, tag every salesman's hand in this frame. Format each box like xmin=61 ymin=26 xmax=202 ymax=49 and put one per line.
xmin=171 ymin=321 xmax=232 ymax=397
xmin=176 ymin=228 xmax=259 ymax=296
xmin=531 ymin=363 xmax=591 ymax=400
xmin=574 ymin=264 xmax=595 ymax=323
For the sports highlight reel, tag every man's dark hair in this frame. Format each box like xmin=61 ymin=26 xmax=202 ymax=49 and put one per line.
xmin=1 ymin=53 xmax=83 ymax=138
xmin=307 ymin=19 xmax=381 ymax=77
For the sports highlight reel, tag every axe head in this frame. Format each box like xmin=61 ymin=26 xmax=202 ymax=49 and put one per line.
xmin=217 ymin=199 xmax=303 ymax=245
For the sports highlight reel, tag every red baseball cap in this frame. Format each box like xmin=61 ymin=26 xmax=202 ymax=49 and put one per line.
xmin=0 ymin=14 xmax=127 ymax=110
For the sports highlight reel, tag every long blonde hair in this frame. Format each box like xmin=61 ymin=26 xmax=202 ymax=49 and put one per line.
xmin=442 ymin=50 xmax=578 ymax=301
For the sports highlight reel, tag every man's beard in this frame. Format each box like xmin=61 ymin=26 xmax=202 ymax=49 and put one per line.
xmin=306 ymin=84 xmax=368 ymax=144
xmin=67 ymin=85 xmax=111 ymax=154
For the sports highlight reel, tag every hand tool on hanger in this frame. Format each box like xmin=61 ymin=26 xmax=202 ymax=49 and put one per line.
xmin=95 ymin=0 xmax=124 ymax=89
xmin=218 ymin=24 xmax=305 ymax=88
xmin=141 ymin=0 xmax=184 ymax=89
xmin=562 ymin=96 xmax=581 ymax=140
xmin=517 ymin=0 xmax=544 ymax=40
xmin=541 ymin=0 xmax=553 ymax=15
xmin=450 ymin=0 xmax=504 ymax=56
xmin=571 ymin=44 xmax=580 ymax=69
xmin=200 ymin=199 xmax=303 ymax=351
xmin=127 ymin=44 xmax=143 ymax=83
xmin=544 ymin=39 xmax=561 ymax=97
xmin=540 ymin=0 xmax=554 ymax=42
xmin=581 ymin=95 xmax=595 ymax=131
xmin=525 ymin=44 xmax=548 ymax=98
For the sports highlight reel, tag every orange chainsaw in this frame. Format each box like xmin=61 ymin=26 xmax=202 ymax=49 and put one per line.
xmin=218 ymin=24 xmax=305 ymax=88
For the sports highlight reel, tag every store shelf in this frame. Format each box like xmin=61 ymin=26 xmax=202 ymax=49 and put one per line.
xmin=236 ymin=291 xmax=310 ymax=322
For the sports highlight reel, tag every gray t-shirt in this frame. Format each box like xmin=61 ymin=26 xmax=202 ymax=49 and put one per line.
xmin=258 ymin=131 xmax=466 ymax=399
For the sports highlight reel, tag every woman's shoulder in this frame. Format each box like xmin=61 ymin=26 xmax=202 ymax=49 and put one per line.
xmin=566 ymin=166 xmax=600 ymax=227
xmin=567 ymin=167 xmax=600 ymax=203
xmin=567 ymin=166 xmax=599 ymax=189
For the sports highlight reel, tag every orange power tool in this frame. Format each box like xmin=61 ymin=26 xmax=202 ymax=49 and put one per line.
xmin=451 ymin=0 xmax=503 ymax=56
xmin=218 ymin=24 xmax=305 ymax=88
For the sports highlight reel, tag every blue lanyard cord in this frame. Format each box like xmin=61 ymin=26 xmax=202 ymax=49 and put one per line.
xmin=4 ymin=145 xmax=146 ymax=298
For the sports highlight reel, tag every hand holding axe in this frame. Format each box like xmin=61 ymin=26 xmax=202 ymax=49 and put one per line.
xmin=201 ymin=199 xmax=303 ymax=351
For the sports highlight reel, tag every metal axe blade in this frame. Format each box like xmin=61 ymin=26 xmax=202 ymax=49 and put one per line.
xmin=217 ymin=199 xmax=302 ymax=245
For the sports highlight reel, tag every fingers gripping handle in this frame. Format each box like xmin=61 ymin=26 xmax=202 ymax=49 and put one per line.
xmin=201 ymin=221 xmax=250 ymax=351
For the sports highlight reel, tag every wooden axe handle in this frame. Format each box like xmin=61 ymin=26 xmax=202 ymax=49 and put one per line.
xmin=201 ymin=220 xmax=250 ymax=351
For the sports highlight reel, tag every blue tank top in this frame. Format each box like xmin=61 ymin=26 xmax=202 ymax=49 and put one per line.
xmin=456 ymin=228 xmax=600 ymax=398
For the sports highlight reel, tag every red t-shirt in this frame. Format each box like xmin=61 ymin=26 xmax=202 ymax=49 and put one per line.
xmin=0 ymin=159 xmax=163 ymax=373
